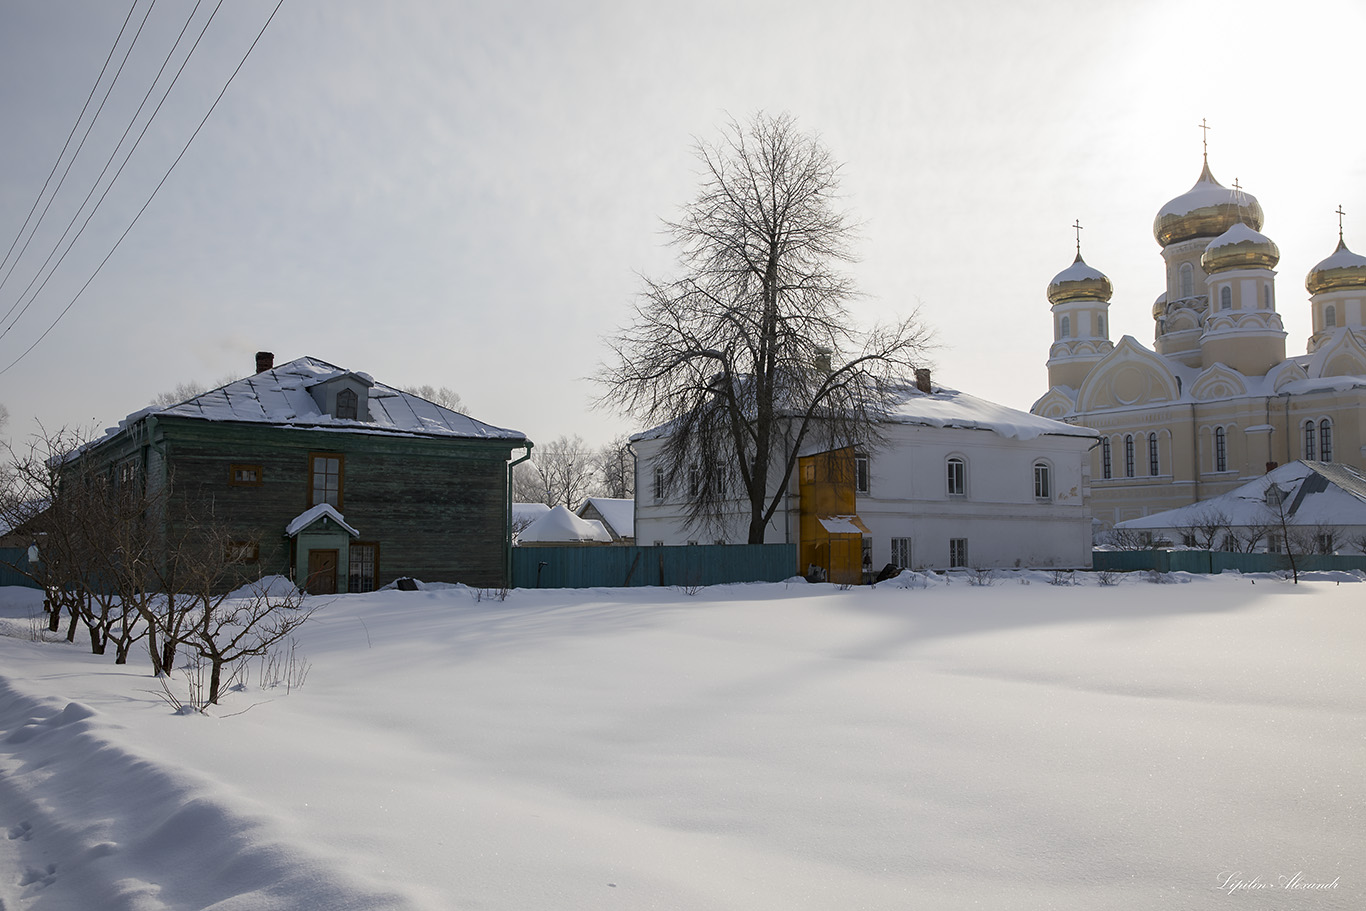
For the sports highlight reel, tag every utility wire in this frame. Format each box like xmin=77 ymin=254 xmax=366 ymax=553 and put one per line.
xmin=0 ymin=1 xmax=140 ymax=287
xmin=0 ymin=1 xmax=156 ymax=306
xmin=0 ymin=0 xmax=286 ymax=378
xmin=0 ymin=0 xmax=212 ymax=343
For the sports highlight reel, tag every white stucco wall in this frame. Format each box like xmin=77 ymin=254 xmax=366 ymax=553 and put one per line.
xmin=632 ymin=422 xmax=1095 ymax=570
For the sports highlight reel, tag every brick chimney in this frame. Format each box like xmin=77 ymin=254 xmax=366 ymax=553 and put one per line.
xmin=255 ymin=351 xmax=274 ymax=374
xmin=1266 ymin=461 xmax=1278 ymax=473
xmin=915 ymin=368 xmax=932 ymax=394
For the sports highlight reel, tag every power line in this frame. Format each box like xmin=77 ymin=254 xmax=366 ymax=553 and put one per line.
xmin=0 ymin=0 xmax=216 ymax=343
xmin=0 ymin=0 xmax=152 ymax=306
xmin=0 ymin=0 xmax=213 ymax=341
xmin=0 ymin=0 xmax=287 ymax=378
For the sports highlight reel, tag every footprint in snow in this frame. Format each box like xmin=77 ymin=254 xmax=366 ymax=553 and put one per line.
xmin=19 ymin=864 xmax=57 ymax=888
xmin=6 ymin=821 xmax=32 ymax=841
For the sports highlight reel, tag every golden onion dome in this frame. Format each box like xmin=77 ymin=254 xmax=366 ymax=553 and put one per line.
xmin=1048 ymin=252 xmax=1113 ymax=305
xmin=1201 ymin=222 xmax=1280 ymax=273
xmin=1306 ymin=237 xmax=1366 ymax=294
xmin=1152 ymin=292 xmax=1167 ymax=319
xmin=1153 ymin=159 xmax=1264 ymax=247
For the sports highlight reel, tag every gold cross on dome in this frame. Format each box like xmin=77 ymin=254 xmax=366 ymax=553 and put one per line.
xmin=1073 ymin=219 xmax=1083 ymax=255
xmin=1199 ymin=118 xmax=1211 ymax=160
xmin=1337 ymin=205 xmax=1346 ymax=240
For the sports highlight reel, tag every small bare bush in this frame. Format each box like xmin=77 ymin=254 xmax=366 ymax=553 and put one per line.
xmin=967 ymin=567 xmax=996 ymax=587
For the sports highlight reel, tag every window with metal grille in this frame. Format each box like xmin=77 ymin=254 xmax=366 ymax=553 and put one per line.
xmin=949 ymin=538 xmax=968 ymax=568
xmin=349 ymin=543 xmax=378 ymax=592
xmin=1320 ymin=420 xmax=1333 ymax=462
xmin=1148 ymin=434 xmax=1159 ymax=476
xmin=891 ymin=537 xmax=912 ymax=569
xmin=1101 ymin=438 xmax=1112 ymax=479
xmin=1214 ymin=427 xmax=1227 ymax=472
xmin=1124 ymin=435 xmax=1135 ymax=478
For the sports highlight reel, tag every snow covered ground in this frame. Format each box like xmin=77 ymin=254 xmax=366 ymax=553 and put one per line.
xmin=0 ymin=571 xmax=1361 ymax=910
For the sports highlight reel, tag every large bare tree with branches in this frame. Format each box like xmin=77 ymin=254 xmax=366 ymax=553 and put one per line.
xmin=597 ymin=112 xmax=931 ymax=543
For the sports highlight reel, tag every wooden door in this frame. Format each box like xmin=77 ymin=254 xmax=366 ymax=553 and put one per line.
xmin=306 ymin=549 xmax=338 ymax=595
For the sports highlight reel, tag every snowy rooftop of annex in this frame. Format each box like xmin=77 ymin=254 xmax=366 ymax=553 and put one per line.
xmin=1116 ymin=460 xmax=1366 ymax=529
xmin=518 ymin=504 xmax=613 ymax=543
xmin=577 ymin=497 xmax=635 ymax=538
xmin=111 ymin=357 xmax=526 ymax=442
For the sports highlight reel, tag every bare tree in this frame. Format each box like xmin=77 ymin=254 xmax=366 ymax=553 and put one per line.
xmin=530 ymin=434 xmax=595 ymax=508
xmin=596 ymin=112 xmax=931 ymax=542
xmin=1101 ymin=526 xmax=1157 ymax=551
xmin=187 ymin=580 xmax=317 ymax=705
xmin=403 ymin=385 xmax=466 ymax=413
xmin=591 ymin=435 xmax=635 ymax=500
xmin=1178 ymin=508 xmax=1232 ymax=551
xmin=149 ymin=375 xmax=238 ymax=408
xmin=511 ymin=460 xmax=549 ymax=506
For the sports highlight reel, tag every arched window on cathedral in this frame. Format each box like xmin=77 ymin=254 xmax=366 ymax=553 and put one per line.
xmin=1320 ymin=419 xmax=1333 ymax=462
xmin=1124 ymin=435 xmax=1135 ymax=478
xmin=1220 ymin=286 xmax=1232 ymax=310
xmin=1097 ymin=314 xmax=1106 ymax=337
xmin=1101 ymin=437 xmax=1112 ymax=479
xmin=1180 ymin=263 xmax=1193 ymax=299
xmin=1059 ymin=316 xmax=1070 ymax=339
xmin=1304 ymin=421 xmax=1317 ymax=460
xmin=1148 ymin=434 xmax=1159 ymax=476
xmin=1264 ymin=285 xmax=1272 ymax=309
xmin=1325 ymin=305 xmax=1337 ymax=328
xmin=1214 ymin=427 xmax=1227 ymax=472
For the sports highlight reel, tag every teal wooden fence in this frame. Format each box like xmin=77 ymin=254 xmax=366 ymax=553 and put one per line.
xmin=1093 ymin=550 xmax=1366 ymax=574
xmin=512 ymin=543 xmax=798 ymax=589
xmin=0 ymin=547 xmax=40 ymax=589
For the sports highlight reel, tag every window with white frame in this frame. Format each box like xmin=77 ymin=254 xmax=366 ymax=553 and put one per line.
xmin=855 ymin=453 xmax=870 ymax=494
xmin=1326 ymin=304 xmax=1337 ymax=328
xmin=1033 ymin=461 xmax=1051 ymax=500
xmin=1060 ymin=315 xmax=1070 ymax=339
xmin=946 ymin=457 xmax=966 ymax=496
xmin=653 ymin=466 xmax=667 ymax=501
xmin=1220 ymin=286 xmax=1232 ymax=310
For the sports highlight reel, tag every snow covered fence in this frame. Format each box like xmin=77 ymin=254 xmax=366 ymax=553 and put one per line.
xmin=1093 ymin=548 xmax=1366 ymax=575
xmin=512 ymin=543 xmax=797 ymax=589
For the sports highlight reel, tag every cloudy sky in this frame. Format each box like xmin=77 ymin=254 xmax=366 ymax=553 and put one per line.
xmin=2 ymin=0 xmax=1363 ymax=451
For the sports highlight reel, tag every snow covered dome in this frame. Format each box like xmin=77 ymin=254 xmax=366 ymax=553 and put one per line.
xmin=1151 ymin=291 xmax=1167 ymax=319
xmin=1047 ymin=253 xmax=1113 ymax=305
xmin=1153 ymin=159 xmax=1264 ymax=247
xmin=1201 ymin=222 xmax=1279 ymax=273
xmin=1306 ymin=238 xmax=1366 ymax=294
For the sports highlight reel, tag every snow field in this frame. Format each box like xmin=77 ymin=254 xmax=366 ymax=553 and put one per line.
xmin=0 ymin=572 xmax=1362 ymax=910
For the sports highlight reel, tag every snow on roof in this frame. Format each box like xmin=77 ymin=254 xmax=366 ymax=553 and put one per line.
xmin=1049 ymin=258 xmax=1107 ymax=285
xmin=633 ymin=380 xmax=1094 ymax=443
xmin=1116 ymin=461 xmax=1366 ymax=530
xmin=518 ymin=505 xmax=613 ymax=543
xmin=887 ymin=384 xmax=1096 ymax=441
xmin=285 ymin=503 xmax=360 ymax=538
xmin=577 ymin=498 xmax=634 ymax=538
xmin=512 ymin=502 xmax=552 ymax=523
xmin=1205 ymin=221 xmax=1271 ymax=250
xmin=132 ymin=357 xmax=526 ymax=442
xmin=1157 ymin=168 xmax=1255 ymax=219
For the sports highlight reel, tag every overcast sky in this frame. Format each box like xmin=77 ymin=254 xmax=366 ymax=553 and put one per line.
xmin=2 ymin=0 xmax=1363 ymax=452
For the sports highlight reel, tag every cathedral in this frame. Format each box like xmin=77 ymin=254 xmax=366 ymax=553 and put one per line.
xmin=1032 ymin=147 xmax=1366 ymax=527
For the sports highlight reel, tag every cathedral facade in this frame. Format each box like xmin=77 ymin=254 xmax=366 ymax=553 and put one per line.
xmin=1032 ymin=153 xmax=1366 ymax=527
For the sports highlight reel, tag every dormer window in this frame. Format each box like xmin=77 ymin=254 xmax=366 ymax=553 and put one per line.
xmin=337 ymin=388 xmax=358 ymax=420
xmin=1264 ymin=484 xmax=1283 ymax=507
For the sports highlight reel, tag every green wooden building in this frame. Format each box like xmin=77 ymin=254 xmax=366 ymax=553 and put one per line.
xmin=80 ymin=353 xmax=529 ymax=592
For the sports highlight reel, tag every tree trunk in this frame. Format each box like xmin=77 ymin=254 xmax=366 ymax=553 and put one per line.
xmin=208 ymin=658 xmax=223 ymax=705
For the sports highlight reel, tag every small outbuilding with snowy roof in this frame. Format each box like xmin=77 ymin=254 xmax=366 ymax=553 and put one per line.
xmin=74 ymin=353 xmax=530 ymax=592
